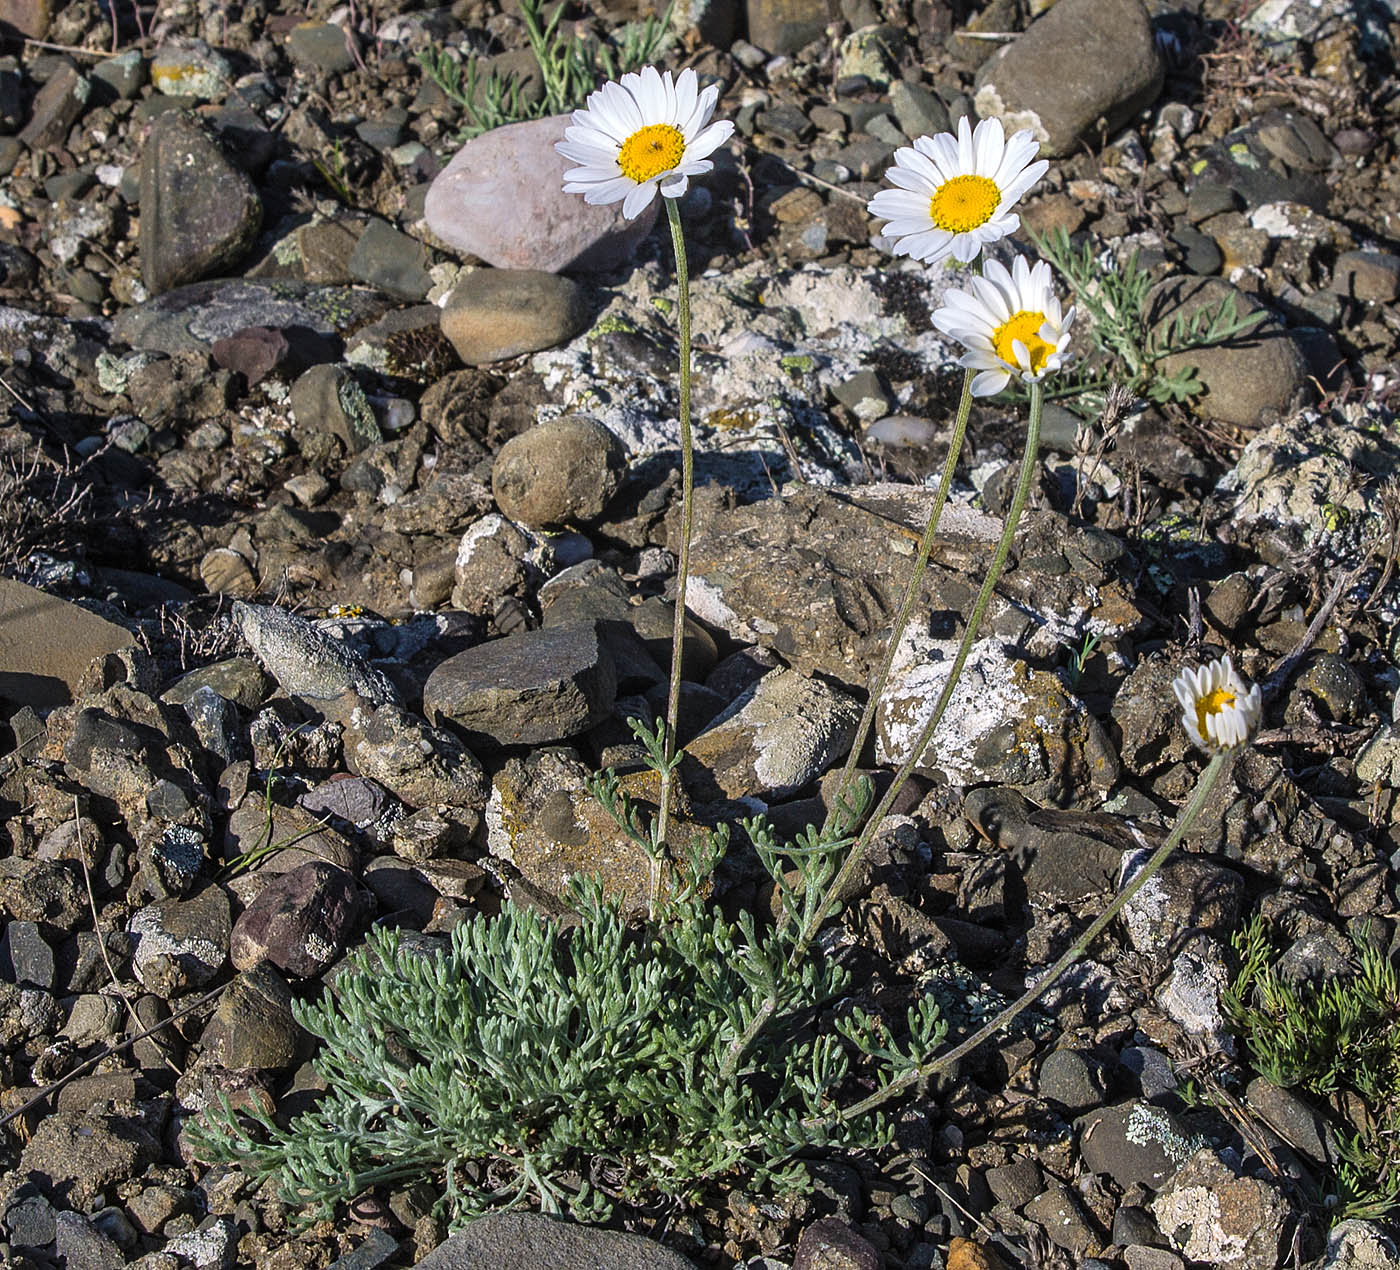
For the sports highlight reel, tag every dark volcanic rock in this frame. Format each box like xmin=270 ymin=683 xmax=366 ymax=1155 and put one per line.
xmin=423 ymin=622 xmax=617 ymax=745
xmin=229 ymin=861 xmax=359 ymax=977
xmin=139 ymin=111 xmax=262 ymax=294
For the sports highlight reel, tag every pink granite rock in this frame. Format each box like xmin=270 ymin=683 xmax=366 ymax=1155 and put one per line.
xmin=424 ymin=114 xmax=658 ymax=273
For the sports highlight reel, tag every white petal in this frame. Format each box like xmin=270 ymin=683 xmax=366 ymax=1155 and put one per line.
xmin=622 ymin=181 xmax=658 ymax=219
xmin=969 ymin=368 xmax=1009 ymax=396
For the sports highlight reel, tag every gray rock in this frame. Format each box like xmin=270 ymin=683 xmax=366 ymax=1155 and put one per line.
xmin=91 ymin=49 xmax=145 ymax=99
xmin=111 ymin=278 xmax=389 ymax=358
xmin=974 ymin=0 xmax=1163 ymax=157
xmin=1078 ymin=1101 xmax=1200 ymax=1192
xmin=19 ymin=1106 xmax=162 ymax=1209
xmin=328 ymin=1229 xmax=401 ymax=1270
xmin=290 ymin=363 xmax=384 ymax=454
xmin=684 ymin=668 xmax=859 ymax=801
xmin=1151 ymin=1148 xmax=1290 ymax=1269
xmin=1245 ymin=1077 xmax=1334 ymax=1166
xmin=963 ymin=787 xmax=1146 ymax=904
xmin=199 ymin=961 xmax=304 ymax=1070
xmin=423 ymin=622 xmax=617 ymax=745
xmin=17 ymin=62 xmax=89 ymax=151
xmin=140 ymin=110 xmax=261 ymax=294
xmin=229 ymin=861 xmax=359 ymax=977
xmin=415 ymin=1211 xmax=694 ymax=1268
xmin=150 ymin=37 xmax=231 ymax=98
xmin=1321 ymin=1221 xmax=1400 ymax=1270
xmin=234 ymin=602 xmax=400 ymax=710
xmin=0 ymin=919 xmax=54 ymax=989
xmin=350 ymin=704 xmax=489 ymax=814
xmin=287 ymin=20 xmax=358 ymax=75
xmin=890 ymin=79 xmax=950 ymax=141
xmin=449 ymin=513 xmax=556 ymax=617
xmin=876 ymin=631 xmax=1117 ymax=798
xmin=180 ymin=686 xmax=243 ymax=764
xmin=1120 ymin=852 xmax=1244 ymax=953
xmin=491 ymin=415 xmax=627 ymax=528
xmin=0 ymin=981 xmax=59 ymax=1049
xmin=1155 ymin=932 xmax=1234 ymax=1051
xmin=440 ymin=269 xmax=591 ymax=365
xmin=1038 ymin=1048 xmax=1105 ymax=1112
xmin=1147 ymin=276 xmax=1307 ymax=426
xmin=0 ymin=857 xmax=86 ymax=931
xmin=348 ymin=217 xmax=432 ymax=301
xmin=984 ymin=1159 xmax=1045 ymax=1210
xmin=745 ymin=0 xmax=832 ymax=55
xmin=163 ymin=1217 xmax=238 ymax=1269
xmin=1331 ymin=249 xmax=1400 ymax=303
xmin=127 ymin=886 xmax=231 ymax=994
xmin=224 ymin=794 xmax=358 ymax=875
xmin=5 ymin=1189 xmax=56 ymax=1248
xmin=425 ymin=115 xmax=658 ymax=273
xmin=1123 ymin=1248 xmax=1185 ymax=1270
xmin=54 ymin=1210 xmax=125 ymax=1270
xmin=1024 ymin=1182 xmax=1094 ymax=1256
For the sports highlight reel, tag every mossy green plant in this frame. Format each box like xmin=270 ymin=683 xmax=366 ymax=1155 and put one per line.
xmin=1226 ymin=916 xmax=1400 ymax=1223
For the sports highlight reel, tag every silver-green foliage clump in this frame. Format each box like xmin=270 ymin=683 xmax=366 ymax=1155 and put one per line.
xmin=1031 ymin=226 xmax=1266 ymax=404
xmin=189 ymin=736 xmax=947 ymax=1228
xmin=419 ymin=0 xmax=673 ymax=138
xmin=1226 ymin=916 xmax=1400 ymax=1223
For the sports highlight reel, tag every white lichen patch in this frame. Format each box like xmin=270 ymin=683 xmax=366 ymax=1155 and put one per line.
xmin=531 ymin=259 xmax=964 ymax=495
xmin=875 ymin=633 xmax=1029 ymax=782
xmin=1156 ymin=938 xmax=1234 ymax=1052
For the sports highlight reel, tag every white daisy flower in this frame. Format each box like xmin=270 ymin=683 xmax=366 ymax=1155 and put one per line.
xmin=1171 ymin=655 xmax=1263 ymax=753
xmin=867 ymin=116 xmax=1049 ymax=265
xmin=555 ymin=66 xmax=734 ymax=221
xmin=931 ymin=255 xmax=1075 ymax=397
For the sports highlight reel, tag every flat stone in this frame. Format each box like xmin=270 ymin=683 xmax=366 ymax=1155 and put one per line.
xmin=17 ymin=63 xmax=89 ymax=151
xmin=1331 ymin=249 xmax=1400 ymax=303
xmin=440 ymin=268 xmax=591 ymax=365
xmin=111 ymin=278 xmax=389 ymax=358
xmin=973 ymin=0 xmax=1163 ymax=156
xmin=1120 ymin=852 xmax=1244 ymax=953
xmin=0 ymin=0 xmax=50 ymax=38
xmin=414 ymin=1208 xmax=694 ymax=1268
xmin=0 ymin=577 xmax=135 ymax=711
xmin=140 ymin=110 xmax=261 ymax=294
xmin=149 ymin=37 xmax=232 ymax=99
xmin=423 ymin=622 xmax=617 ymax=746
xmin=491 ymin=414 xmax=627 ymax=527
xmin=1024 ymin=1182 xmax=1094 ymax=1256
xmin=745 ymin=0 xmax=833 ymax=55
xmin=234 ymin=601 xmax=400 ymax=709
xmin=348 ymin=217 xmax=432 ymax=301
xmin=162 ymin=657 xmax=269 ymax=711
xmin=425 ymin=114 xmax=658 ymax=273
xmin=684 ymin=668 xmax=860 ymax=801
xmin=1150 ymin=1148 xmax=1290 ymax=1269
xmin=290 ymin=363 xmax=384 ymax=454
xmin=287 ymin=20 xmax=358 ymax=75
xmin=1078 ymin=1101 xmax=1200 ymax=1192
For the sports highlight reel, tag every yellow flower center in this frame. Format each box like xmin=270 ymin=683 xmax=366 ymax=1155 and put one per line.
xmin=992 ymin=310 xmax=1054 ymax=372
xmin=1196 ymin=687 xmax=1235 ymax=739
xmin=928 ymin=174 xmax=1001 ymax=233
xmin=617 ymin=124 xmax=686 ymax=183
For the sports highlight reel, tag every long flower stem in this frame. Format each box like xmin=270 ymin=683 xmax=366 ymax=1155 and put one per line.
xmin=655 ymin=197 xmax=695 ymax=884
xmin=812 ymin=382 xmax=1046 ymax=949
xmin=723 ymin=381 xmax=1042 ymax=1080
xmin=829 ymin=750 xmax=1231 ymax=1124
xmin=823 ymin=367 xmax=976 ymax=837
